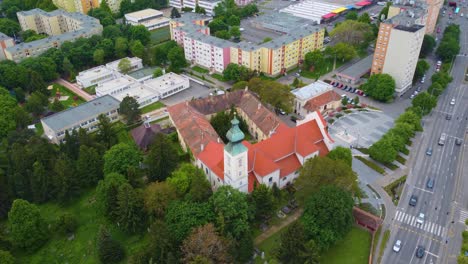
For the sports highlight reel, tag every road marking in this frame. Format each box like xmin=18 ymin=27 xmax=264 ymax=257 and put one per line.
xmin=394 ymin=210 xmax=447 ymax=237
xmin=413 ymin=186 xmax=434 ymax=194
xmin=426 ymin=251 xmax=440 ymax=258
xmin=459 ymin=210 xmax=468 ymax=223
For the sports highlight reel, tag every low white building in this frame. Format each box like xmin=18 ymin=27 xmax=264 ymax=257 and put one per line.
xmin=124 ymin=9 xmax=170 ymax=31
xmin=76 ymin=57 xmax=143 ymax=88
xmin=292 ymin=80 xmax=338 ymax=117
xmin=41 ymin=95 xmax=120 ymax=144
xmin=96 ymin=72 xmax=190 ymax=108
xmin=170 ymin=0 xmax=221 ymax=16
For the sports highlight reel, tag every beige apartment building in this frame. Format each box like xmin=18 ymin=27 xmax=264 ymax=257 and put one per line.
xmin=424 ymin=0 xmax=443 ymax=34
xmin=4 ymin=9 xmax=102 ymax=62
xmin=371 ymin=3 xmax=427 ymax=94
xmin=53 ymin=0 xmax=123 ymax=14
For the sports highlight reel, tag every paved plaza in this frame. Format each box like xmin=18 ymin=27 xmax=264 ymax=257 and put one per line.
xmin=329 ymin=110 xmax=394 ymax=148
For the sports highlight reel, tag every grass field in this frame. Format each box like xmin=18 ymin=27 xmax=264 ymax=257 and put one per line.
xmin=301 ymin=58 xmax=346 ymax=80
xmin=50 ymin=84 xmax=85 ymax=107
xmin=321 ymin=227 xmax=371 ymax=264
xmin=150 ymin=26 xmax=170 ymax=44
xmin=255 ymin=224 xmax=289 ymax=263
xmin=140 ymin=101 xmax=165 ymax=114
xmin=16 ymin=190 xmax=148 ymax=264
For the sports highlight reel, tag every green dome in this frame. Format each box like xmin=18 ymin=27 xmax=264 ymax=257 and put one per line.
xmin=226 ymin=117 xmax=245 ymax=143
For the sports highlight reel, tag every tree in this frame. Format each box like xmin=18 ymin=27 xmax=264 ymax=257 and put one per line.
xmin=222 ymin=63 xmax=252 ymax=82
xmin=277 ymin=222 xmax=320 ymax=264
xmin=396 ymin=110 xmax=422 ymax=132
xmin=369 ymin=137 xmax=398 ymax=164
xmin=412 ymin=92 xmax=437 ymax=115
xmin=146 ymin=133 xmax=179 ymax=182
xmin=55 ymin=213 xmax=78 ymax=235
xmin=93 ymin=48 xmax=105 ymax=65
xmin=96 ymin=173 xmax=128 ymax=219
xmin=413 ymin=60 xmax=430 ymax=83
xmin=195 ymin=4 xmax=207 ymax=14
xmin=88 ymin=7 xmax=115 ymax=26
xmin=128 ymin=25 xmax=151 ymax=45
xmin=96 ymin=226 xmax=125 ymax=263
xmin=436 ymin=38 xmax=460 ymax=62
xmin=378 ymin=2 xmax=392 ymax=21
xmin=170 ymin=7 xmax=181 ymax=18
xmin=100 ymin=0 xmax=112 ymax=13
xmin=330 ymin=20 xmax=372 ymax=46
xmin=211 ymin=186 xmax=250 ymax=239
xmin=50 ymin=98 xmax=65 ymax=112
xmin=304 ymin=50 xmax=325 ymax=71
xmin=0 ymin=87 xmax=19 ymax=139
xmin=215 ymin=29 xmax=231 ymax=40
xmin=419 ymin=35 xmax=436 ymax=58
xmin=130 ymin=40 xmax=145 ymax=59
xmin=103 ymin=143 xmax=141 ymax=175
xmin=390 ymin=122 xmax=414 ymax=143
xmin=360 ymin=73 xmax=395 ymax=102
xmin=296 ymin=156 xmax=358 ymax=202
xmin=114 ymin=37 xmax=129 ymax=58
xmin=358 ymin=12 xmax=371 ymax=24
xmin=327 ymin=146 xmax=352 ymax=167
xmin=227 ymin=15 xmax=241 ymax=26
xmin=230 ymin=26 xmax=241 ymax=39
xmin=182 ymin=223 xmax=231 ymax=263
xmin=116 ymin=183 xmax=146 ymax=232
xmin=0 ymin=18 xmax=20 ymax=37
xmin=119 ymin=96 xmax=141 ymax=125
xmin=329 ymin=42 xmax=357 ymax=62
xmin=345 ymin=11 xmax=358 ymax=20
xmin=431 ymin=72 xmax=452 ymax=88
xmin=118 ymin=58 xmax=132 ymax=74
xmin=153 ymin=68 xmax=163 ymax=78
xmin=144 ymin=181 xmax=176 ymax=219
xmin=25 ymin=91 xmax=48 ymax=116
xmin=97 ymin=114 xmax=118 ymax=149
xmin=168 ymin=163 xmax=212 ymax=200
xmin=30 ymin=161 xmax=48 ymax=203
xmin=20 ymin=57 xmax=58 ymax=82
xmin=52 ymin=154 xmax=80 ymax=200
xmin=301 ymin=186 xmax=354 ymax=250
xmin=247 ymin=78 xmax=294 ymax=113
xmin=0 ymin=250 xmax=15 ymax=264
xmin=8 ymin=199 xmax=47 ymax=249
xmin=208 ymin=18 xmax=229 ymax=34
xmin=250 ymin=184 xmax=274 ymax=221
xmin=427 ymin=82 xmax=444 ymax=97
xmin=76 ymin=145 xmax=103 ymax=187
xmin=165 ymin=201 xmax=214 ymax=243
xmin=167 ymin=45 xmax=187 ymax=73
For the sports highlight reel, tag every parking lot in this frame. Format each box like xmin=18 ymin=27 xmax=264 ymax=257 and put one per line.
xmin=161 ymin=80 xmax=213 ymax=106
xmin=329 ymin=110 xmax=394 ymax=148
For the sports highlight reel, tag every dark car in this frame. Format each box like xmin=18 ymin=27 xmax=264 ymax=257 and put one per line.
xmin=409 ymin=195 xmax=418 ymax=206
xmin=456 ymin=138 xmax=463 ymax=146
xmin=343 ymin=85 xmax=348 ymax=90
xmin=446 ymin=114 xmax=452 ymax=120
xmin=352 ymin=88 xmax=357 ymax=93
xmin=426 ymin=178 xmax=434 ymax=189
xmin=281 ymin=206 xmax=291 ymax=214
xmin=416 ymin=246 xmax=425 ymax=258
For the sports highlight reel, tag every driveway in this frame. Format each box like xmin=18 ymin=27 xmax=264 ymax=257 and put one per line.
xmin=161 ymin=80 xmax=214 ymax=106
xmin=329 ymin=110 xmax=394 ymax=148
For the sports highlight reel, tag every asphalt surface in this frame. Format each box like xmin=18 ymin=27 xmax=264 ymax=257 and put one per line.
xmin=382 ymin=7 xmax=468 ymax=264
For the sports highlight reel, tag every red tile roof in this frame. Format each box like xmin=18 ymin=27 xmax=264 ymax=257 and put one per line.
xmin=276 ymin=154 xmax=302 ymax=178
xmin=197 ymin=141 xmax=224 ymax=180
xmin=248 ymin=172 xmax=260 ymax=193
xmin=303 ymin=90 xmax=341 ymax=112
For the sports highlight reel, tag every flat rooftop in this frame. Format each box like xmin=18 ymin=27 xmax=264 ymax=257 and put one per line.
xmin=125 ymin=8 xmax=163 ymax=19
xmin=127 ymin=66 xmax=160 ymax=80
xmin=77 ymin=65 xmax=114 ymax=79
xmin=105 ymin=57 xmax=142 ymax=71
xmin=41 ymin=95 xmax=120 ymax=131
xmin=337 ymin=54 xmax=373 ymax=79
xmin=112 ymin=84 xmax=157 ymax=102
xmin=291 ymin=80 xmax=332 ymax=100
xmin=143 ymin=72 xmax=188 ymax=89
xmin=97 ymin=76 xmax=135 ymax=93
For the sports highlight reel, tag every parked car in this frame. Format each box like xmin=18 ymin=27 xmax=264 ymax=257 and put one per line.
xmin=410 ymin=94 xmax=415 ymax=99
xmin=426 ymin=147 xmax=432 ymax=156
xmin=409 ymin=195 xmax=418 ymax=206
xmin=416 ymin=246 xmax=425 ymax=258
xmin=427 ymin=178 xmax=434 ymax=189
xmin=456 ymin=138 xmax=463 ymax=146
xmin=450 ymin=98 xmax=455 ymax=105
xmin=417 ymin=86 xmax=422 ymax=92
xmin=393 ymin=240 xmax=402 ymax=252
xmin=331 ymin=81 xmax=335 ymax=86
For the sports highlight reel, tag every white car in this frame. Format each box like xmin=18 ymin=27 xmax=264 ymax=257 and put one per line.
xmin=421 ymin=78 xmax=425 ymax=83
xmin=410 ymin=94 xmax=415 ymax=99
xmin=416 ymin=213 xmax=425 ymax=225
xmin=450 ymin=98 xmax=455 ymax=105
xmin=393 ymin=240 xmax=402 ymax=252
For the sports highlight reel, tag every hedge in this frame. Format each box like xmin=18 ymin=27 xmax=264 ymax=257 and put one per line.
xmin=355 ymin=156 xmax=385 ymax=175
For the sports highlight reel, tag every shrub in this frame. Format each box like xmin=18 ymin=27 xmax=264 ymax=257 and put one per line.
xmin=97 ymin=226 xmax=125 ymax=263
xmin=344 ymin=110 xmax=352 ymax=114
xmin=335 ymin=113 xmax=343 ymax=118
xmin=56 ymin=213 xmax=78 ymax=234
xmin=355 ymin=156 xmax=385 ymax=174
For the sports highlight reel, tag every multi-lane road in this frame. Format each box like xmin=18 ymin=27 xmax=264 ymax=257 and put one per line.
xmin=382 ymin=7 xmax=468 ymax=264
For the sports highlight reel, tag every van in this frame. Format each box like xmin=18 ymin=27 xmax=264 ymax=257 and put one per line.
xmin=438 ymin=133 xmax=447 ymax=146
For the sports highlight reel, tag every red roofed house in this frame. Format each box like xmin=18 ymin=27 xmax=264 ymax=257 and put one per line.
xmin=168 ymin=90 xmax=334 ymax=193
xmin=291 ymin=80 xmax=341 ymax=117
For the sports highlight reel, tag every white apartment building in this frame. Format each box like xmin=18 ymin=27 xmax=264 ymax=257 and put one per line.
xmin=125 ymin=9 xmax=170 ymax=31
xmin=371 ymin=3 xmax=427 ymax=94
xmin=183 ymin=36 xmax=231 ymax=73
xmin=170 ymin=0 xmax=221 ymax=16
xmin=5 ymin=9 xmax=102 ymax=62
xmin=76 ymin=57 xmax=143 ymax=88
xmin=41 ymin=95 xmax=120 ymax=144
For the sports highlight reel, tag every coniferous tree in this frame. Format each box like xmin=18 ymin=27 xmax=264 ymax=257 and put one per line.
xmin=146 ymin=134 xmax=179 ymax=182
xmin=116 ymin=183 xmax=146 ymax=232
xmin=96 ymin=226 xmax=125 ymax=263
xmin=76 ymin=145 xmax=103 ymax=187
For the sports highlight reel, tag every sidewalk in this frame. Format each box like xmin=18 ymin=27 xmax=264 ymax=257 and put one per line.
xmin=254 ymin=209 xmax=303 ymax=245
xmin=55 ymin=78 xmax=94 ymax=101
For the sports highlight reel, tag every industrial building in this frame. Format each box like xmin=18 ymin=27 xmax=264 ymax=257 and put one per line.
xmin=124 ymin=9 xmax=170 ymax=31
xmin=4 ymin=9 xmax=102 ymax=62
xmin=170 ymin=13 xmax=324 ymax=76
xmin=371 ymin=1 xmax=428 ymax=94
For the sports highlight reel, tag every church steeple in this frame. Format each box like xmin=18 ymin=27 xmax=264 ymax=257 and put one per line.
xmin=225 ymin=117 xmax=247 ymax=155
xmin=223 ymin=117 xmax=248 ymax=192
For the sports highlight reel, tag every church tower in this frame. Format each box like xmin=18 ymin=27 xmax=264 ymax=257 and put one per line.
xmin=224 ymin=117 xmax=249 ymax=192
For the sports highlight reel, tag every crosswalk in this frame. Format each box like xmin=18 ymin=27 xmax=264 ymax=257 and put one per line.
xmin=459 ymin=210 xmax=468 ymax=224
xmin=394 ymin=210 xmax=446 ymax=237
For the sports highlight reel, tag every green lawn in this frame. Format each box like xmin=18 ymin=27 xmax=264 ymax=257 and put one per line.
xmin=83 ymin=85 xmax=96 ymax=95
xmin=320 ymin=227 xmax=371 ymax=264
xmin=114 ymin=121 xmax=135 ymax=145
xmin=301 ymin=58 xmax=346 ymax=80
xmin=50 ymin=84 xmax=85 ymax=108
xmin=211 ymin=73 xmax=225 ymax=81
xmin=16 ymin=190 xmax=148 ymax=264
xmin=150 ymin=26 xmax=170 ymax=44
xmin=192 ymin=66 xmax=209 ymax=74
xmin=140 ymin=101 xmax=165 ymax=114
xmin=255 ymin=224 xmax=290 ymax=263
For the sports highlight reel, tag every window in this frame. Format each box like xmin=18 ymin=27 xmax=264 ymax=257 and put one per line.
xmin=269 ymin=177 xmax=273 ymax=183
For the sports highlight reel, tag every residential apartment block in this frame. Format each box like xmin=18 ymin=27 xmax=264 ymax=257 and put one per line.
xmin=53 ymin=0 xmax=123 ymax=14
xmin=0 ymin=33 xmax=15 ymax=61
xmin=41 ymin=95 xmax=120 ymax=144
xmin=4 ymin=9 xmax=102 ymax=62
xmin=424 ymin=0 xmax=443 ymax=34
xmin=371 ymin=2 xmax=427 ymax=94
xmin=125 ymin=9 xmax=170 ymax=31
xmin=170 ymin=13 xmax=324 ymax=76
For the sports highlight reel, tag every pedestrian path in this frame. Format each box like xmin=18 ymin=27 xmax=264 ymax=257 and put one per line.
xmin=459 ymin=210 xmax=468 ymax=224
xmin=394 ymin=210 xmax=447 ymax=237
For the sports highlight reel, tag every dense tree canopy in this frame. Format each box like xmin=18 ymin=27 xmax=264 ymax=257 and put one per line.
xmin=143 ymin=181 xmax=176 ymax=219
xmin=167 ymin=163 xmax=212 ymax=202
xmin=412 ymin=91 xmax=437 ymax=115
xmin=436 ymin=25 xmax=460 ymax=62
xmin=360 ymin=73 xmax=395 ymax=102
xmin=0 ymin=87 xmax=18 ymax=139
xmin=103 ymin=143 xmax=141 ymax=175
xmin=8 ymin=199 xmax=48 ymax=249
xmin=277 ymin=222 xmax=320 ymax=264
xmin=96 ymin=173 xmax=129 ymax=219
xmin=119 ymin=96 xmax=141 ymax=125
xmin=330 ymin=20 xmax=372 ymax=46
xmin=246 ymin=77 xmax=294 ymax=113
xmin=96 ymin=226 xmax=125 ymax=263
xmin=327 ymin=146 xmax=353 ymax=167
xmin=301 ymin=186 xmax=354 ymax=250
xmin=419 ymin=35 xmax=436 ymax=58
xmin=0 ymin=18 xmax=20 ymax=36
xmin=369 ymin=137 xmax=398 ymax=164
xmin=181 ymin=223 xmax=231 ymax=263
xmin=146 ymin=133 xmax=179 ymax=182
xmin=413 ymin=60 xmax=430 ymax=83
